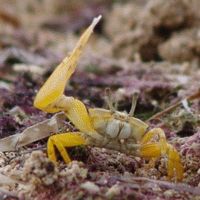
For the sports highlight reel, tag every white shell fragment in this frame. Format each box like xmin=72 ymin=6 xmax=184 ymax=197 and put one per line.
xmin=81 ymin=181 xmax=100 ymax=193
xmin=181 ymin=99 xmax=192 ymax=113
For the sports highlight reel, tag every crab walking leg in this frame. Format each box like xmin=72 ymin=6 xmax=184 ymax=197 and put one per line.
xmin=140 ymin=128 xmax=183 ymax=181
xmin=167 ymin=143 xmax=183 ymax=181
xmin=34 ymin=15 xmax=102 ymax=113
xmin=47 ymin=132 xmax=86 ymax=163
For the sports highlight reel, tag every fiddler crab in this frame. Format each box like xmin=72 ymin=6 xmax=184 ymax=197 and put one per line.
xmin=34 ymin=15 xmax=183 ymax=181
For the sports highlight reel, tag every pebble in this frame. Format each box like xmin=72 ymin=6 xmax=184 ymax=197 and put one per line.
xmin=106 ymin=184 xmax=120 ymax=198
xmin=163 ymin=189 xmax=175 ymax=198
xmin=81 ymin=181 xmax=100 ymax=193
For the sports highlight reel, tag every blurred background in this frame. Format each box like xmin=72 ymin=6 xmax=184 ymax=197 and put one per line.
xmin=1 ymin=0 xmax=200 ymax=64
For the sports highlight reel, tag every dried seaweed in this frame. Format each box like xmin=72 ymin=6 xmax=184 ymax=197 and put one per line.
xmin=0 ymin=113 xmax=66 ymax=151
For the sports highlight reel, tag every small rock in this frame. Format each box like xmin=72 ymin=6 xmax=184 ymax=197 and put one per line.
xmin=61 ymin=161 xmax=88 ymax=182
xmin=163 ymin=189 xmax=176 ymax=198
xmin=106 ymin=184 xmax=120 ymax=199
xmin=23 ymin=150 xmax=58 ymax=186
xmin=81 ymin=181 xmax=100 ymax=194
xmin=13 ymin=64 xmax=46 ymax=75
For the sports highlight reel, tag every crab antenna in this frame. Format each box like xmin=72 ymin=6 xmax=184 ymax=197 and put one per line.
xmin=105 ymin=88 xmax=115 ymax=112
xmin=129 ymin=92 xmax=139 ymax=116
xmin=114 ymin=101 xmax=118 ymax=111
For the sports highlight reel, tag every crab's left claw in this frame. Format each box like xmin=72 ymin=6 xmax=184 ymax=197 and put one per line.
xmin=34 ymin=15 xmax=102 ymax=113
xmin=140 ymin=128 xmax=183 ymax=181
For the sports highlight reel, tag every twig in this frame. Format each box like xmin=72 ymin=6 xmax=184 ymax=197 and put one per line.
xmin=146 ymin=89 xmax=200 ymax=122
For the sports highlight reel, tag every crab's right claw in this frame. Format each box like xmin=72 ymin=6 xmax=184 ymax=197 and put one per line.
xmin=34 ymin=15 xmax=102 ymax=113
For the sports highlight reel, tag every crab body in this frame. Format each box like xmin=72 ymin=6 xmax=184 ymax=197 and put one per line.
xmin=87 ymin=108 xmax=148 ymax=154
xmin=34 ymin=16 xmax=183 ymax=181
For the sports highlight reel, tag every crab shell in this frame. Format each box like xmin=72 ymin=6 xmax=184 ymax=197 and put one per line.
xmin=87 ymin=108 xmax=149 ymax=154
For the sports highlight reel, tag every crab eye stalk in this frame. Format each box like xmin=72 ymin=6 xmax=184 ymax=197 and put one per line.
xmin=105 ymin=88 xmax=116 ymax=113
xmin=129 ymin=92 xmax=139 ymax=117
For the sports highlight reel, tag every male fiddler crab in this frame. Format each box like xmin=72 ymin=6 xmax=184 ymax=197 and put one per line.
xmin=34 ymin=16 xmax=183 ymax=181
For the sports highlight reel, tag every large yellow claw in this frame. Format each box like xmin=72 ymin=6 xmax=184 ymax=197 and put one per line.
xmin=34 ymin=15 xmax=102 ymax=112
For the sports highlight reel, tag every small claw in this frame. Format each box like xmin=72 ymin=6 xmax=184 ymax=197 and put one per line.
xmin=34 ymin=16 xmax=101 ymax=112
xmin=141 ymin=128 xmax=168 ymax=155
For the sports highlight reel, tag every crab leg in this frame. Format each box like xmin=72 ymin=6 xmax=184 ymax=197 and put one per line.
xmin=167 ymin=143 xmax=183 ymax=181
xmin=140 ymin=128 xmax=183 ymax=181
xmin=47 ymin=132 xmax=86 ymax=163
